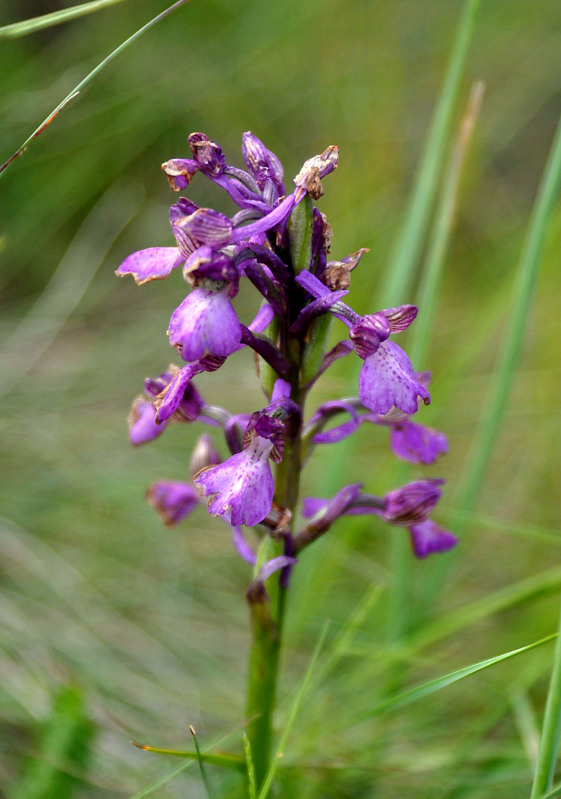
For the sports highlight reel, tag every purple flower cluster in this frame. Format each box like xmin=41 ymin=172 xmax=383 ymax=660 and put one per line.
xmin=118 ymin=131 xmax=456 ymax=568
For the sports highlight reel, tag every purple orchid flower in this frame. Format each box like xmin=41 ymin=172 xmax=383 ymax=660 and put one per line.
xmin=116 ymin=199 xmax=199 ymax=285
xmin=121 ymin=130 xmax=455 ymax=612
xmin=193 ymin=432 xmax=276 ymax=527
xmin=194 ymin=381 xmax=294 ymax=527
xmin=295 ymin=270 xmax=429 ymax=415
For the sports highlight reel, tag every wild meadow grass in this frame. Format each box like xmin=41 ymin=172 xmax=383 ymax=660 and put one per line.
xmin=1 ymin=1 xmax=561 ymax=797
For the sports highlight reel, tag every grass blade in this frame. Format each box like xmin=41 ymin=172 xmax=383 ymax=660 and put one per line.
xmin=531 ymin=606 xmax=561 ymax=798
xmin=455 ymin=107 xmax=561 ymax=533
xmin=189 ymin=726 xmax=214 ymax=799
xmin=257 ymin=622 xmax=329 ymax=799
xmin=378 ymin=0 xmax=481 ymax=307
xmin=131 ymin=741 xmax=244 ymax=772
xmin=355 ymin=633 xmax=556 ymax=722
xmin=0 ymin=0 xmax=193 ymax=176
xmin=127 ymin=728 xmax=239 ymax=799
xmin=386 ymin=82 xmax=484 ymax=651
xmin=0 ymin=0 xmax=130 ymax=38
xmin=410 ymin=80 xmax=485 ymax=367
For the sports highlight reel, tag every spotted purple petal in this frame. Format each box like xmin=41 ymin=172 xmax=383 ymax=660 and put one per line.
xmin=168 ymin=287 xmax=241 ymax=362
xmin=116 ymin=247 xmax=184 ymax=285
xmin=194 ymin=437 xmax=274 ymax=527
xmin=359 ymin=340 xmax=430 ymax=415
xmin=408 ymin=520 xmax=458 ymax=559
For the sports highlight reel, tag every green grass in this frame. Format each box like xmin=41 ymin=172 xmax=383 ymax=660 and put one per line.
xmin=2 ymin=0 xmax=561 ymax=796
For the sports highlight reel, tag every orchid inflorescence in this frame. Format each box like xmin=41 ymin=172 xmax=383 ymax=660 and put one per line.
xmin=118 ymin=130 xmax=457 ymax=591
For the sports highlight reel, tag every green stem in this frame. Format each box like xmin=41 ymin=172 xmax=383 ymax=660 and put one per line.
xmin=531 ymin=603 xmax=561 ymax=798
xmin=245 ymin=385 xmax=303 ymax=790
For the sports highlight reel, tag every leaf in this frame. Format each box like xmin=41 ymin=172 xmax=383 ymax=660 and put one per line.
xmin=378 ymin=0 xmax=481 ymax=307
xmin=354 ymin=633 xmax=556 ymax=722
xmin=0 ymin=0 xmax=130 ymax=38
xmin=0 ymin=0 xmax=193 ymax=176
xmin=131 ymin=741 xmax=245 ymax=772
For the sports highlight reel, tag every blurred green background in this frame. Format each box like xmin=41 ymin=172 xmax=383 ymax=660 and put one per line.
xmin=1 ymin=0 xmax=561 ymax=796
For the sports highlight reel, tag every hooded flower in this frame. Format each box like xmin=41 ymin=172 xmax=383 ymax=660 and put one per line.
xmin=168 ymin=283 xmax=242 ymax=362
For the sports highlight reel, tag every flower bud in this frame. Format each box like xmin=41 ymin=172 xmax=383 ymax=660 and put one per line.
xmin=188 ymin=132 xmax=226 ymax=175
xmin=242 ymin=131 xmax=284 ymax=189
xmin=324 ymin=248 xmax=369 ymax=291
xmin=190 ymin=433 xmax=221 ymax=477
xmin=383 ymin=479 xmax=445 ymax=526
xmin=161 ymin=158 xmax=199 ymax=191
xmin=293 ymin=145 xmax=339 ymax=199
xmin=147 ymin=481 xmax=199 ymax=526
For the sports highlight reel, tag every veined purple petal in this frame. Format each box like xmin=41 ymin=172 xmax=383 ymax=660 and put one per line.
xmin=128 ymin=398 xmax=167 ymax=445
xmin=379 ymin=305 xmax=418 ymax=333
xmin=116 ymin=247 xmax=183 ymax=285
xmin=155 ymin=363 xmax=202 ymax=423
xmin=178 ymin=208 xmax=233 ymax=248
xmin=306 ymin=399 xmax=363 ymax=445
xmin=242 ymin=132 xmax=285 ymax=194
xmin=194 ymin=437 xmax=274 ymax=526
xmin=383 ymin=479 xmax=445 ymax=526
xmin=391 ymin=421 xmax=448 ymax=465
xmin=359 ymin=340 xmax=430 ymax=415
xmin=230 ymin=194 xmax=297 ymax=243
xmin=302 ymin=497 xmax=329 ymax=518
xmin=168 ymin=287 xmax=241 ymax=362
xmin=212 ymin=173 xmax=269 ymax=213
xmin=408 ymin=520 xmax=458 ymax=559
xmin=350 ymin=314 xmax=391 ymax=359
xmin=147 ymin=481 xmax=199 ymax=525
xmin=170 ymin=202 xmax=199 ymax=258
